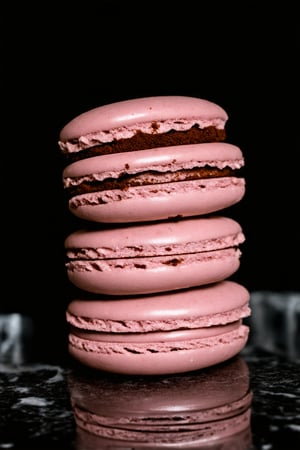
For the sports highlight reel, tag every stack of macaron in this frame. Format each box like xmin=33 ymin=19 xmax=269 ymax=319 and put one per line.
xmin=58 ymin=95 xmax=250 ymax=375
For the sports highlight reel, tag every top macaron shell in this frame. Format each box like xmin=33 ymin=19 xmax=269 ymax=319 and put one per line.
xmin=67 ymin=280 xmax=250 ymax=332
xmin=63 ymin=142 xmax=243 ymax=181
xmin=59 ymin=96 xmax=228 ymax=153
xmin=65 ymin=215 xmax=244 ymax=258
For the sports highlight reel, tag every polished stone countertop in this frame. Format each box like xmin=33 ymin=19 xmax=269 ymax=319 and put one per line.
xmin=1 ymin=347 xmax=299 ymax=450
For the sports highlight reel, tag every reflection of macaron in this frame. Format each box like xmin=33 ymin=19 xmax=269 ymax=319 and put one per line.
xmin=59 ymin=96 xmax=245 ymax=223
xmin=64 ymin=215 xmax=245 ymax=295
xmin=66 ymin=280 xmax=251 ymax=375
xmin=67 ymin=356 xmax=253 ymax=448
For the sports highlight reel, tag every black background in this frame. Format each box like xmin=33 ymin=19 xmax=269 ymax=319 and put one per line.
xmin=2 ymin=1 xmax=299 ymax=362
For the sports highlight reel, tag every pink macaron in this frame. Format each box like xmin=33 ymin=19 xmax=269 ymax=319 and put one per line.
xmin=62 ymin=141 xmax=245 ymax=223
xmin=64 ymin=215 xmax=245 ymax=295
xmin=66 ymin=280 xmax=251 ymax=375
xmin=59 ymin=96 xmax=228 ymax=161
xmin=68 ymin=356 xmax=252 ymax=448
xmin=59 ymin=96 xmax=245 ymax=223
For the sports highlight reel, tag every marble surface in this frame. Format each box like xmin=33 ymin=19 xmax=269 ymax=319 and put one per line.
xmin=0 ymin=348 xmax=300 ymax=450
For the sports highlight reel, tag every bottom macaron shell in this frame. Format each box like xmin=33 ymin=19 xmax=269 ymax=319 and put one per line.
xmin=70 ymin=178 xmax=245 ymax=223
xmin=66 ymin=248 xmax=241 ymax=295
xmin=68 ymin=325 xmax=249 ymax=375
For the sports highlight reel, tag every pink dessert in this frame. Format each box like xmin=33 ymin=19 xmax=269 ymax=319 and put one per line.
xmin=58 ymin=96 xmax=245 ymax=223
xmin=67 ymin=356 xmax=252 ymax=448
xmin=59 ymin=96 xmax=228 ymax=158
xmin=62 ymin=141 xmax=245 ymax=223
xmin=66 ymin=280 xmax=251 ymax=375
xmin=64 ymin=215 xmax=245 ymax=295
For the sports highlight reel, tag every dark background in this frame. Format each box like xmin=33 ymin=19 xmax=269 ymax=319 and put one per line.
xmin=2 ymin=1 xmax=299 ymax=362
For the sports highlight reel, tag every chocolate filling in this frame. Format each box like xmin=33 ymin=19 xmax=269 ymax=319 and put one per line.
xmin=65 ymin=125 xmax=226 ymax=164
xmin=65 ymin=166 xmax=237 ymax=198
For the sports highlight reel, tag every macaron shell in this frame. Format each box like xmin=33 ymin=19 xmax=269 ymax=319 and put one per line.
xmin=68 ymin=324 xmax=249 ymax=375
xmin=69 ymin=177 xmax=245 ymax=222
xmin=62 ymin=142 xmax=244 ymax=179
xmin=67 ymin=280 xmax=250 ymax=323
xmin=66 ymin=247 xmax=242 ymax=295
xmin=65 ymin=215 xmax=244 ymax=252
xmin=59 ymin=96 xmax=228 ymax=143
